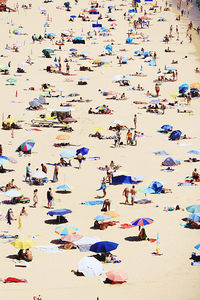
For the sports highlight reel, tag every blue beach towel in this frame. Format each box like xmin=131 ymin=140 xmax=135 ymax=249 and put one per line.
xmin=153 ymin=150 xmax=169 ymax=156
xmin=81 ymin=200 xmax=105 ymax=206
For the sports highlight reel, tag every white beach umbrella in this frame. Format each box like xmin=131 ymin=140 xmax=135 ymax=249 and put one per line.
xmin=4 ymin=189 xmax=22 ymax=198
xmin=74 ymin=237 xmax=101 ymax=245
xmin=78 ymin=257 xmax=103 ymax=277
xmin=31 ymin=170 xmax=46 ymax=179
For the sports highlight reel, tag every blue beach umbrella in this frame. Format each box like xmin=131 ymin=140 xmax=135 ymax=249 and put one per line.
xmin=186 ymin=205 xmax=200 ymax=214
xmin=76 ymin=147 xmax=89 ymax=156
xmin=106 ymin=45 xmax=112 ymax=52
xmin=90 ymin=241 xmax=119 ymax=253
xmin=188 ymin=150 xmax=200 ymax=155
xmin=0 ymin=156 xmax=9 ymax=166
xmin=70 ymin=48 xmax=77 ymax=52
xmin=47 ymin=209 xmax=72 ymax=216
xmin=70 ymin=15 xmax=76 ymax=18
xmin=161 ymin=125 xmax=173 ymax=130
xmin=194 ymin=244 xmax=200 ymax=250
xmin=179 ymin=84 xmax=189 ymax=94
xmin=56 ymin=185 xmax=71 ymax=192
xmin=188 ymin=213 xmax=200 ymax=222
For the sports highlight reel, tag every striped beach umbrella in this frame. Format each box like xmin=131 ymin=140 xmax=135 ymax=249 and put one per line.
xmin=131 ymin=218 xmax=154 ymax=227
xmin=20 ymin=139 xmax=35 ymax=152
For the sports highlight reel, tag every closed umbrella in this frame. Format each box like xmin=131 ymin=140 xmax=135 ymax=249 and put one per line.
xmin=11 ymin=238 xmax=35 ymax=249
xmin=106 ymin=270 xmax=128 ymax=282
xmin=78 ymin=257 xmax=103 ymax=277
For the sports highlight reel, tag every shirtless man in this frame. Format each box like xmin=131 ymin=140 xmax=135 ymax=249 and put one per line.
xmin=130 ymin=185 xmax=136 ymax=205
xmin=123 ymin=187 xmax=129 ymax=204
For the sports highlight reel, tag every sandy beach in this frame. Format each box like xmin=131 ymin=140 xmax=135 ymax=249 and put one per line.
xmin=0 ymin=0 xmax=200 ymax=299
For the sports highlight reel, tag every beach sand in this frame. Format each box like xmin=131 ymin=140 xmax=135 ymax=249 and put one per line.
xmin=0 ymin=0 xmax=200 ymax=299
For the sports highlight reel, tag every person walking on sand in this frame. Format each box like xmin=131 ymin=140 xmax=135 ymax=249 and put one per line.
xmin=123 ymin=187 xmax=130 ymax=204
xmin=77 ymin=152 xmax=83 ymax=169
xmin=25 ymin=163 xmax=31 ymax=182
xmin=133 ymin=114 xmax=137 ymax=129
xmin=47 ymin=188 xmax=54 ymax=208
xmin=133 ymin=131 xmax=137 ymax=146
xmin=33 ymin=189 xmax=38 ymax=208
xmin=53 ymin=163 xmax=58 ymax=182
xmin=130 ymin=185 xmax=136 ymax=205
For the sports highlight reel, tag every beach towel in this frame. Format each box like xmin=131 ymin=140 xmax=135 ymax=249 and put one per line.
xmin=34 ymin=245 xmax=63 ymax=253
xmin=153 ymin=150 xmax=169 ymax=156
xmin=86 ymin=156 xmax=100 ymax=160
xmin=119 ymin=224 xmax=133 ymax=229
xmin=25 ymin=128 xmax=42 ymax=132
xmin=81 ymin=200 xmax=105 ymax=206
xmin=135 ymin=199 xmax=152 ymax=204
xmin=14 ymin=259 xmax=29 ymax=268
xmin=3 ymin=277 xmax=28 ymax=283
xmin=178 ymin=183 xmax=195 ymax=186
xmin=78 ymin=244 xmax=92 ymax=252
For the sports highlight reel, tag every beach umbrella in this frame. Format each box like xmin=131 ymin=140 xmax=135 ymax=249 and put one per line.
xmin=69 ymin=48 xmax=77 ymax=52
xmin=56 ymin=185 xmax=71 ymax=192
xmin=31 ymin=170 xmax=46 ymax=179
xmin=6 ymin=78 xmax=16 ymax=83
xmin=1 ymin=66 xmax=10 ymax=70
xmin=92 ymin=127 xmax=104 ymax=130
xmin=61 ymin=234 xmax=83 ymax=242
xmin=186 ymin=205 xmax=200 ymax=214
xmin=0 ymin=156 xmax=9 ymax=166
xmin=81 ymin=51 xmax=89 ymax=55
xmin=106 ymin=270 xmax=128 ymax=282
xmin=190 ymin=83 xmax=200 ymax=90
xmin=179 ymin=84 xmax=189 ymax=94
xmin=106 ymin=45 xmax=112 ymax=52
xmin=4 ymin=189 xmax=22 ymax=198
xmin=70 ymin=15 xmax=76 ymax=18
xmin=108 ymin=5 xmax=114 ymax=9
xmin=187 ymin=150 xmax=200 ymax=155
xmin=76 ymin=147 xmax=89 ymax=156
xmin=161 ymin=125 xmax=173 ymax=130
xmin=11 ymin=238 xmax=36 ymax=249
xmin=131 ymin=218 xmax=154 ymax=227
xmin=78 ymin=257 xmax=103 ymax=277
xmin=104 ymin=211 xmax=120 ymax=218
xmin=74 ymin=236 xmax=101 ymax=245
xmin=20 ymin=139 xmax=35 ymax=152
xmin=42 ymin=48 xmax=54 ymax=55
xmin=162 ymin=157 xmax=180 ymax=166
xmin=60 ymin=149 xmax=76 ymax=159
xmin=169 ymin=130 xmax=182 ymax=141
xmin=170 ymin=94 xmax=179 ymax=98
xmin=29 ymin=99 xmax=40 ymax=108
xmin=62 ymin=117 xmax=77 ymax=123
xmin=94 ymin=215 xmax=111 ymax=222
xmin=47 ymin=209 xmax=72 ymax=216
xmin=56 ymin=134 xmax=70 ymax=140
xmin=55 ymin=225 xmax=78 ymax=235
xmin=3 ymin=118 xmax=18 ymax=124
xmin=194 ymin=244 xmax=200 ymax=251
xmin=188 ymin=213 xmax=200 ymax=222
xmin=90 ymin=241 xmax=119 ymax=253
xmin=79 ymin=77 xmax=90 ymax=81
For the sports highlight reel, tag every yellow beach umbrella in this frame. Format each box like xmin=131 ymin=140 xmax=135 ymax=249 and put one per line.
xmin=104 ymin=211 xmax=120 ymax=218
xmin=11 ymin=238 xmax=36 ymax=249
xmin=92 ymin=126 xmax=104 ymax=130
xmin=93 ymin=59 xmax=102 ymax=64
xmin=170 ymin=94 xmax=179 ymax=98
xmin=3 ymin=118 xmax=18 ymax=124
xmin=56 ymin=134 xmax=70 ymax=140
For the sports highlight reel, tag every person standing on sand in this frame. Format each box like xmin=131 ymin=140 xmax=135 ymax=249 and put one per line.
xmin=123 ymin=187 xmax=130 ymax=204
xmin=47 ymin=188 xmax=54 ymax=208
xmin=77 ymin=152 xmax=83 ymax=169
xmin=0 ymin=144 xmax=2 ymax=156
xmin=33 ymin=189 xmax=38 ymax=208
xmin=130 ymin=185 xmax=136 ymax=205
xmin=134 ymin=114 xmax=137 ymax=129
xmin=25 ymin=163 xmax=31 ymax=182
xmin=53 ymin=163 xmax=59 ymax=182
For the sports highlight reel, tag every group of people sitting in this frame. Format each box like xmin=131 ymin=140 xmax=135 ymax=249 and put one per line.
xmin=88 ymin=105 xmax=112 ymax=114
xmin=17 ymin=248 xmax=32 ymax=262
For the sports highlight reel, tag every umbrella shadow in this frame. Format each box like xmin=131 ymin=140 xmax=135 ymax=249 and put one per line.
xmin=125 ymin=236 xmax=140 ymax=242
xmin=45 ymin=218 xmax=68 ymax=225
xmin=6 ymin=254 xmax=18 ymax=260
xmin=119 ymin=202 xmax=132 ymax=206
xmin=50 ymin=239 xmax=64 ymax=245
